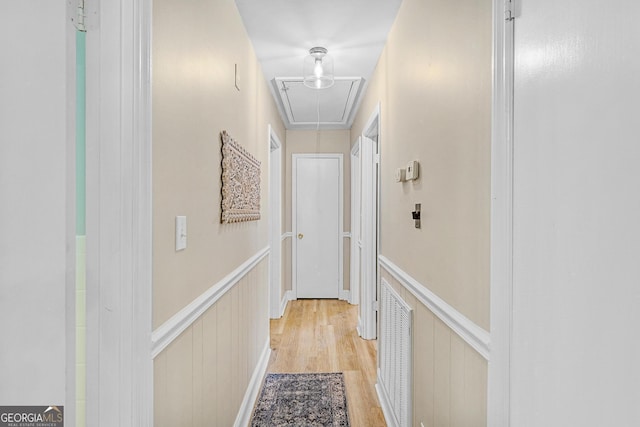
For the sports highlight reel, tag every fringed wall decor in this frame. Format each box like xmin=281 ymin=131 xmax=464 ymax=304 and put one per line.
xmin=220 ymin=130 xmax=261 ymax=223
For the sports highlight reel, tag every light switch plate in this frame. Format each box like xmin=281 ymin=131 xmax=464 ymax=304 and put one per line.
xmin=175 ymin=216 xmax=187 ymax=251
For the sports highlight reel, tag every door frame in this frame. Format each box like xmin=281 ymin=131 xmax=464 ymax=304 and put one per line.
xmin=85 ymin=0 xmax=154 ymax=424
xmin=350 ymin=138 xmax=361 ymax=306
xmin=487 ymin=0 xmax=515 ymax=425
xmin=359 ymin=103 xmax=381 ymax=340
xmin=291 ymin=153 xmax=344 ymax=299
xmin=268 ymin=125 xmax=283 ymax=318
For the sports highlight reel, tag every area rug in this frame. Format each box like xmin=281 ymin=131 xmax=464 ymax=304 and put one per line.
xmin=250 ymin=372 xmax=350 ymax=426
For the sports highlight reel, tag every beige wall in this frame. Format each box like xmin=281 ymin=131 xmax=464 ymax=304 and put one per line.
xmin=284 ymin=130 xmax=352 ymax=294
xmin=351 ymin=0 xmax=492 ymax=424
xmin=352 ymin=0 xmax=491 ymax=330
xmin=153 ymin=0 xmax=285 ymax=327
xmin=152 ymin=0 xmax=285 ymax=424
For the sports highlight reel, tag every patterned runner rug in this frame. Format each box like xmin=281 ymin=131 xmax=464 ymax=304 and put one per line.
xmin=250 ymin=372 xmax=350 ymax=426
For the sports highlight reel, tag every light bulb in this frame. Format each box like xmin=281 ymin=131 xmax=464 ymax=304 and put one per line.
xmin=314 ymin=59 xmax=323 ymax=78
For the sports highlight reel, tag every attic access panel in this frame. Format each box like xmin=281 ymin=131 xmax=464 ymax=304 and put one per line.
xmin=273 ymin=77 xmax=364 ymax=129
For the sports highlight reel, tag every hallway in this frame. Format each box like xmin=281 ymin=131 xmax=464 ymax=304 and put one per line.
xmin=5 ymin=0 xmax=640 ymax=425
xmin=267 ymin=300 xmax=386 ymax=426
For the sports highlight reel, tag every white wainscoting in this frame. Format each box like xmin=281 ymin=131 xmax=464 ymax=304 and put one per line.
xmin=378 ymin=255 xmax=490 ymax=360
xmin=151 ymin=247 xmax=270 ymax=358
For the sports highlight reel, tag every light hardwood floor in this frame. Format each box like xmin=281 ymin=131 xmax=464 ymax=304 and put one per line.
xmin=267 ymin=299 xmax=386 ymax=426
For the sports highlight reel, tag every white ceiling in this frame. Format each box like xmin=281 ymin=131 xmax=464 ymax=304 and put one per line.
xmin=235 ymin=0 xmax=403 ymax=130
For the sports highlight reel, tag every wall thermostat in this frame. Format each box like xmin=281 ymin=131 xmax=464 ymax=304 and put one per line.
xmin=395 ymin=168 xmax=406 ymax=182
xmin=406 ymin=160 xmax=420 ymax=180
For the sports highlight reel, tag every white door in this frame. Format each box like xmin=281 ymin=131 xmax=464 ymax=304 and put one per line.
xmin=0 ymin=1 xmax=71 ymax=407
xmin=293 ymin=154 xmax=343 ymax=299
xmin=508 ymin=1 xmax=640 ymax=425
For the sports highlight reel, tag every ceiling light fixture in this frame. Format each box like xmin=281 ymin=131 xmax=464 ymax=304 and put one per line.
xmin=303 ymin=47 xmax=334 ymax=89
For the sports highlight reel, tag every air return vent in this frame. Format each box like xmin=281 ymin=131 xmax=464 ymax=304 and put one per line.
xmin=377 ymin=278 xmax=413 ymax=427
xmin=272 ymin=77 xmax=364 ymax=130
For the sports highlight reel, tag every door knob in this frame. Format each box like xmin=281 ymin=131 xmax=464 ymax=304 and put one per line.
xmin=298 ymin=233 xmax=304 ymax=239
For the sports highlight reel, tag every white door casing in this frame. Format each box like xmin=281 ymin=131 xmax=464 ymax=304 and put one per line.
xmin=359 ymin=104 xmax=380 ymax=340
xmin=292 ymin=154 xmax=344 ymax=299
xmin=268 ymin=125 xmax=283 ymax=318
xmin=350 ymin=138 xmax=362 ymax=306
xmin=359 ymin=136 xmax=378 ymax=339
xmin=85 ymin=0 xmax=154 ymax=425
xmin=487 ymin=0 xmax=515 ymax=425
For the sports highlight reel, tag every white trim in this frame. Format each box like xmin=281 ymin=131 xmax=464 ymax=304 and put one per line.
xmin=376 ymin=380 xmax=399 ymax=427
xmin=268 ymin=125 xmax=283 ymax=319
xmin=151 ymin=247 xmax=269 ymax=358
xmin=351 ymin=138 xmax=361 ymax=156
xmin=269 ymin=124 xmax=282 ymax=150
xmin=279 ymin=290 xmax=294 ymax=318
xmin=85 ymin=0 xmax=153 ymax=424
xmin=131 ymin=0 xmax=154 ymax=414
xmin=233 ymin=340 xmax=272 ymax=427
xmin=488 ymin=0 xmax=514 ymax=425
xmin=292 ymin=153 xmax=344 ymax=299
xmin=360 ymin=134 xmax=376 ymax=338
xmin=339 ymin=290 xmax=351 ymax=302
xmin=362 ymin=103 xmax=381 ymax=138
xmin=350 ymin=137 xmax=361 ymax=306
xmin=360 ymin=104 xmax=381 ymax=340
xmin=379 ymin=255 xmax=490 ymax=360
xmin=281 ymin=231 xmax=293 ymax=241
xmin=65 ymin=4 xmax=78 ymax=424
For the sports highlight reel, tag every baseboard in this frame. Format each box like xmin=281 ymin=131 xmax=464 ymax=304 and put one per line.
xmin=234 ymin=339 xmax=271 ymax=427
xmin=279 ymin=290 xmax=294 ymax=318
xmin=375 ymin=373 xmax=399 ymax=427
xmin=339 ymin=289 xmax=351 ymax=302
